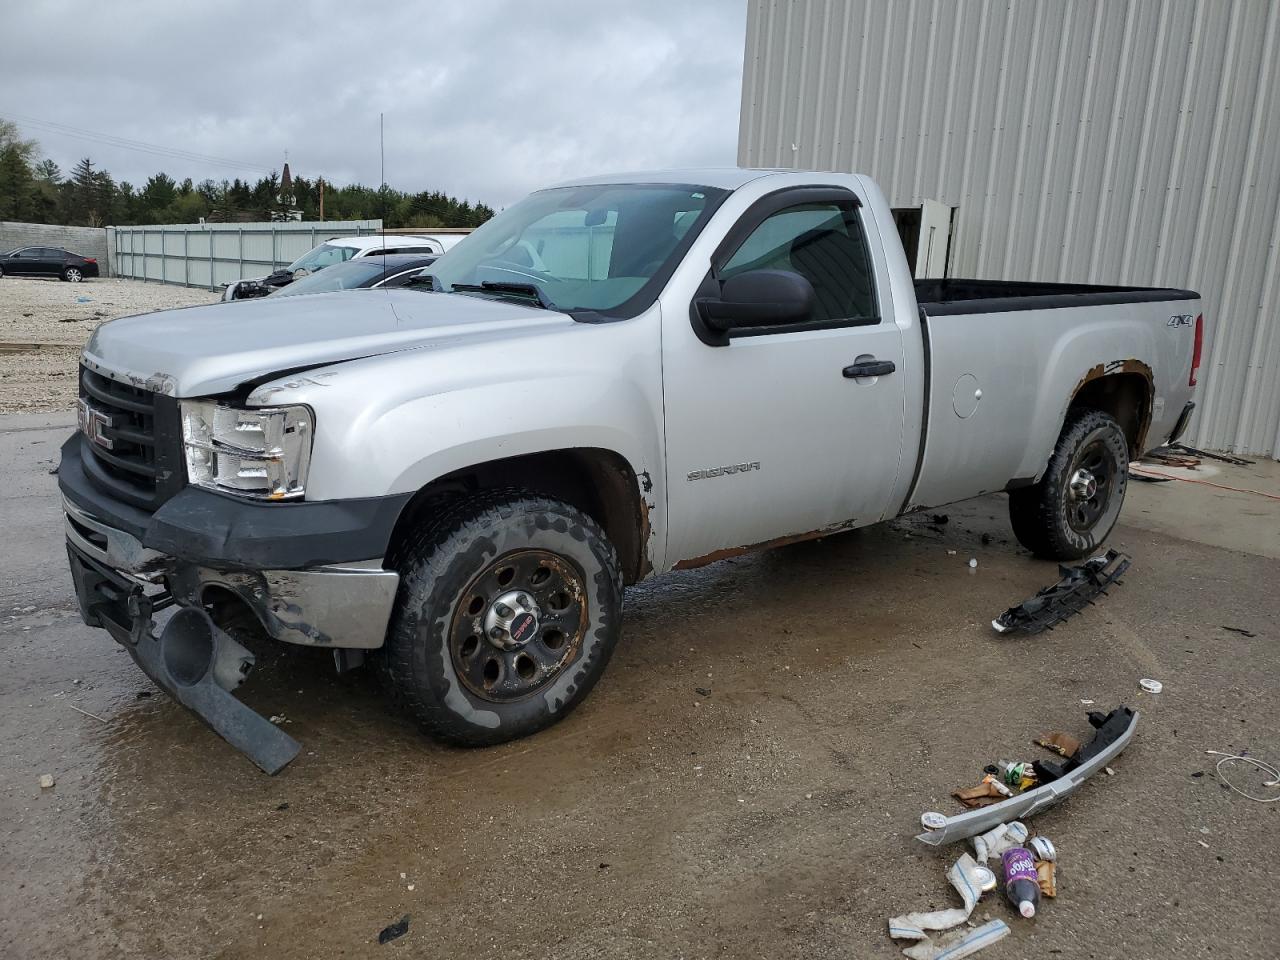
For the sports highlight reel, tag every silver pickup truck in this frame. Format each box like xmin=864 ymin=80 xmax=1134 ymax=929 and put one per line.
xmin=60 ymin=169 xmax=1203 ymax=771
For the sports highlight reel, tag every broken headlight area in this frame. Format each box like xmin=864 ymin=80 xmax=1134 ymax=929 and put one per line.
xmin=992 ymin=549 xmax=1131 ymax=635
xmin=181 ymin=400 xmax=313 ymax=500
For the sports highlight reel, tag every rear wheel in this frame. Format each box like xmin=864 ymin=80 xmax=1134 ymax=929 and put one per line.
xmin=378 ymin=491 xmax=623 ymax=746
xmin=1009 ymin=409 xmax=1129 ymax=560
xmin=63 ymin=266 xmax=83 ymax=282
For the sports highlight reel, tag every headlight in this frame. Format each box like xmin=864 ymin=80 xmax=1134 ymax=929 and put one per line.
xmin=181 ymin=400 xmax=313 ymax=500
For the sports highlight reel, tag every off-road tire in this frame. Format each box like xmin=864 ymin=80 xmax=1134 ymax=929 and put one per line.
xmin=1008 ymin=408 xmax=1129 ymax=560
xmin=378 ymin=491 xmax=623 ymax=747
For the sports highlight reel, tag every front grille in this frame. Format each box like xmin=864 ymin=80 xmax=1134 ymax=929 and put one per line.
xmin=79 ymin=366 xmax=183 ymax=510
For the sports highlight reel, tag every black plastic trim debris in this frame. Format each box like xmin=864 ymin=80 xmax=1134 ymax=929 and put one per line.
xmin=992 ymin=549 xmax=1131 ymax=635
xmin=378 ymin=916 xmax=410 ymax=944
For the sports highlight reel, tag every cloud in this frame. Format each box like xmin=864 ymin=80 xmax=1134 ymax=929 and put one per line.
xmin=0 ymin=0 xmax=746 ymax=208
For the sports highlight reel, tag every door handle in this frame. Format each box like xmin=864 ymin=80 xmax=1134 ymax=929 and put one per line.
xmin=843 ymin=359 xmax=896 ymax=378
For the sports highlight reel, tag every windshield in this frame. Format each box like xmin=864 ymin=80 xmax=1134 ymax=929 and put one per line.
xmin=270 ymin=259 xmax=390 ymax=297
xmin=288 ymin=242 xmax=359 ymax=275
xmin=427 ymin=183 xmax=729 ymax=317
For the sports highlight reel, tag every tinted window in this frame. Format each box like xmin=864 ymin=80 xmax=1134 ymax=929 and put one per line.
xmin=42 ymin=248 xmax=65 ymax=259
xmin=288 ymin=243 xmax=358 ymax=274
xmin=270 ymin=259 xmax=388 ymax=296
xmin=723 ymin=202 xmax=877 ymax=324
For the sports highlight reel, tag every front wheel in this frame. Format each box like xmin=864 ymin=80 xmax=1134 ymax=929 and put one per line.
xmin=63 ymin=266 xmax=83 ymax=282
xmin=379 ymin=491 xmax=623 ymax=746
xmin=1009 ymin=408 xmax=1129 ymax=560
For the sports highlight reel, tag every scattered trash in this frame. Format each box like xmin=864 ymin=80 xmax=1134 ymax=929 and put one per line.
xmin=76 ymin=296 xmax=92 ymax=303
xmin=888 ymin=853 xmax=992 ymax=939
xmin=694 ymin=687 xmax=711 ymax=697
xmin=952 ymin=779 xmax=1010 ymax=808
xmin=1204 ymin=750 xmax=1280 ymax=803
xmin=901 ymin=920 xmax=1009 ymax=960
xmin=136 ymin=690 xmax=153 ymax=699
xmin=1028 ymin=836 xmax=1056 ymax=862
xmin=276 ymin=802 xmax=289 ymax=811
xmin=1079 ymin=699 xmax=1094 ymax=705
xmin=1002 ymin=847 xmax=1040 ymax=918
xmin=378 ymin=916 xmax=410 ymax=944
xmin=47 ymin=463 xmax=60 ymax=475
xmin=968 ymin=558 xmax=978 ymax=568
xmin=70 ymin=704 xmax=107 ymax=723
xmin=1220 ymin=625 xmax=1257 ymax=638
xmin=1197 ymin=840 xmax=1210 ymax=848
xmin=972 ymin=821 xmax=1028 ymax=863
xmin=930 ymin=514 xmax=950 ymax=525
xmin=987 ymin=759 xmax=1038 ymax=790
xmin=269 ymin=714 xmax=288 ymax=724
xmin=39 ymin=774 xmax=55 ymax=789
xmin=917 ymin=707 xmax=1137 ymax=845
xmin=991 ymin=550 xmax=1130 ymax=634
xmin=1036 ymin=859 xmax=1057 ymax=898
xmin=1139 ymin=678 xmax=1163 ymax=694
xmin=946 ymin=549 xmax=957 ymax=555
xmin=1034 ymin=732 xmax=1082 ymax=758
xmin=1170 ymin=442 xmax=1254 ymax=466
xmin=921 ymin=811 xmax=948 ymax=831
xmin=1128 ymin=469 xmax=1173 ymax=483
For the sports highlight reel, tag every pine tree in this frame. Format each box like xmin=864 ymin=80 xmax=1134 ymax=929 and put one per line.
xmin=33 ymin=158 xmax=61 ymax=184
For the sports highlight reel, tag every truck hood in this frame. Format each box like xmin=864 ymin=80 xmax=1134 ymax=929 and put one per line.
xmin=83 ymin=289 xmax=572 ymax=397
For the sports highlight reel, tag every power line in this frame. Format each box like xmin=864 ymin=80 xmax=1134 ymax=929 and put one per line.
xmin=1 ymin=112 xmax=275 ymax=176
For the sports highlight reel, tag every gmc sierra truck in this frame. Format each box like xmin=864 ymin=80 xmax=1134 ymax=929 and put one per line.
xmin=60 ymin=169 xmax=1203 ymax=772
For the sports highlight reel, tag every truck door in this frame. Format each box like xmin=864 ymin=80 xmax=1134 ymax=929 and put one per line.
xmin=662 ymin=187 xmax=909 ymax=567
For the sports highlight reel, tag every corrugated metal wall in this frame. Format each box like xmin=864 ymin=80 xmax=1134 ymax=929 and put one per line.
xmin=739 ymin=0 xmax=1280 ymax=457
xmin=107 ymin=220 xmax=382 ymax=290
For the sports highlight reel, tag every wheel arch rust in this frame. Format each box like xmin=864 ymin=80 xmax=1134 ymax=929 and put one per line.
xmin=1065 ymin=359 xmax=1154 ymax=459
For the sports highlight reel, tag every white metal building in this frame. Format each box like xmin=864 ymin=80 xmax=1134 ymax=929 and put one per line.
xmin=738 ymin=0 xmax=1280 ymax=457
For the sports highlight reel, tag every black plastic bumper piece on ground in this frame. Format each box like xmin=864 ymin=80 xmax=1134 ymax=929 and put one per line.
xmin=991 ymin=549 xmax=1131 ymax=635
xmin=58 ymin=434 xmax=414 ymax=569
xmin=68 ymin=544 xmax=301 ymax=774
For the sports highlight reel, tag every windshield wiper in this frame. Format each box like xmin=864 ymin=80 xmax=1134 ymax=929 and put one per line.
xmin=449 ymin=281 xmax=554 ymax=310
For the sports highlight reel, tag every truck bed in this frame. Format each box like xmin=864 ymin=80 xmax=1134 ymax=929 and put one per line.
xmin=915 ymin=278 xmax=1198 ymax=315
xmin=906 ymin=279 xmax=1201 ymax=512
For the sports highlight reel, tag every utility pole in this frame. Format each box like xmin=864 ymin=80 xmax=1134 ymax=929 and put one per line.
xmin=318 ymin=177 xmax=325 ymax=222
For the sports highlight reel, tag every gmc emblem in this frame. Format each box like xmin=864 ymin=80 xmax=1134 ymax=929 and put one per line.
xmin=77 ymin=398 xmax=115 ymax=450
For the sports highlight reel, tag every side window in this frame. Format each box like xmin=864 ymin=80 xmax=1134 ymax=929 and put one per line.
xmin=42 ymin=248 xmax=65 ymax=259
xmin=721 ymin=202 xmax=878 ymax=325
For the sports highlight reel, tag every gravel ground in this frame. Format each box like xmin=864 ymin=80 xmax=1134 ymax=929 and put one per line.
xmin=0 ymin=277 xmax=219 ymax=414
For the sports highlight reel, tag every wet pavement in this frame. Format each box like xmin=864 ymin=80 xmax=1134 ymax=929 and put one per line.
xmin=3 ymin=413 xmax=1278 ymax=959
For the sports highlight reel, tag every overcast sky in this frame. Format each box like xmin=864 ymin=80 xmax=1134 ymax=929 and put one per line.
xmin=0 ymin=0 xmax=747 ymax=209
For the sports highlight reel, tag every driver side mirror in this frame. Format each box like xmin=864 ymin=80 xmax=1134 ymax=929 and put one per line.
xmin=695 ymin=269 xmax=815 ymax=341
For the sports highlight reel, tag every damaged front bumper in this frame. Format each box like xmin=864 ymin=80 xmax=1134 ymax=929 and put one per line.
xmin=68 ymin=543 xmax=301 ymax=774
xmin=64 ymin=496 xmax=400 ymax=650
xmin=62 ymin=489 xmax=401 ymax=773
xmin=917 ymin=706 xmax=1139 ymax=846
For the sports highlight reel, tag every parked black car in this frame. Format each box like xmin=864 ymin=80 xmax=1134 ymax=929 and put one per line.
xmin=247 ymin=254 xmax=437 ymax=300
xmin=0 ymin=246 xmax=100 ymax=282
